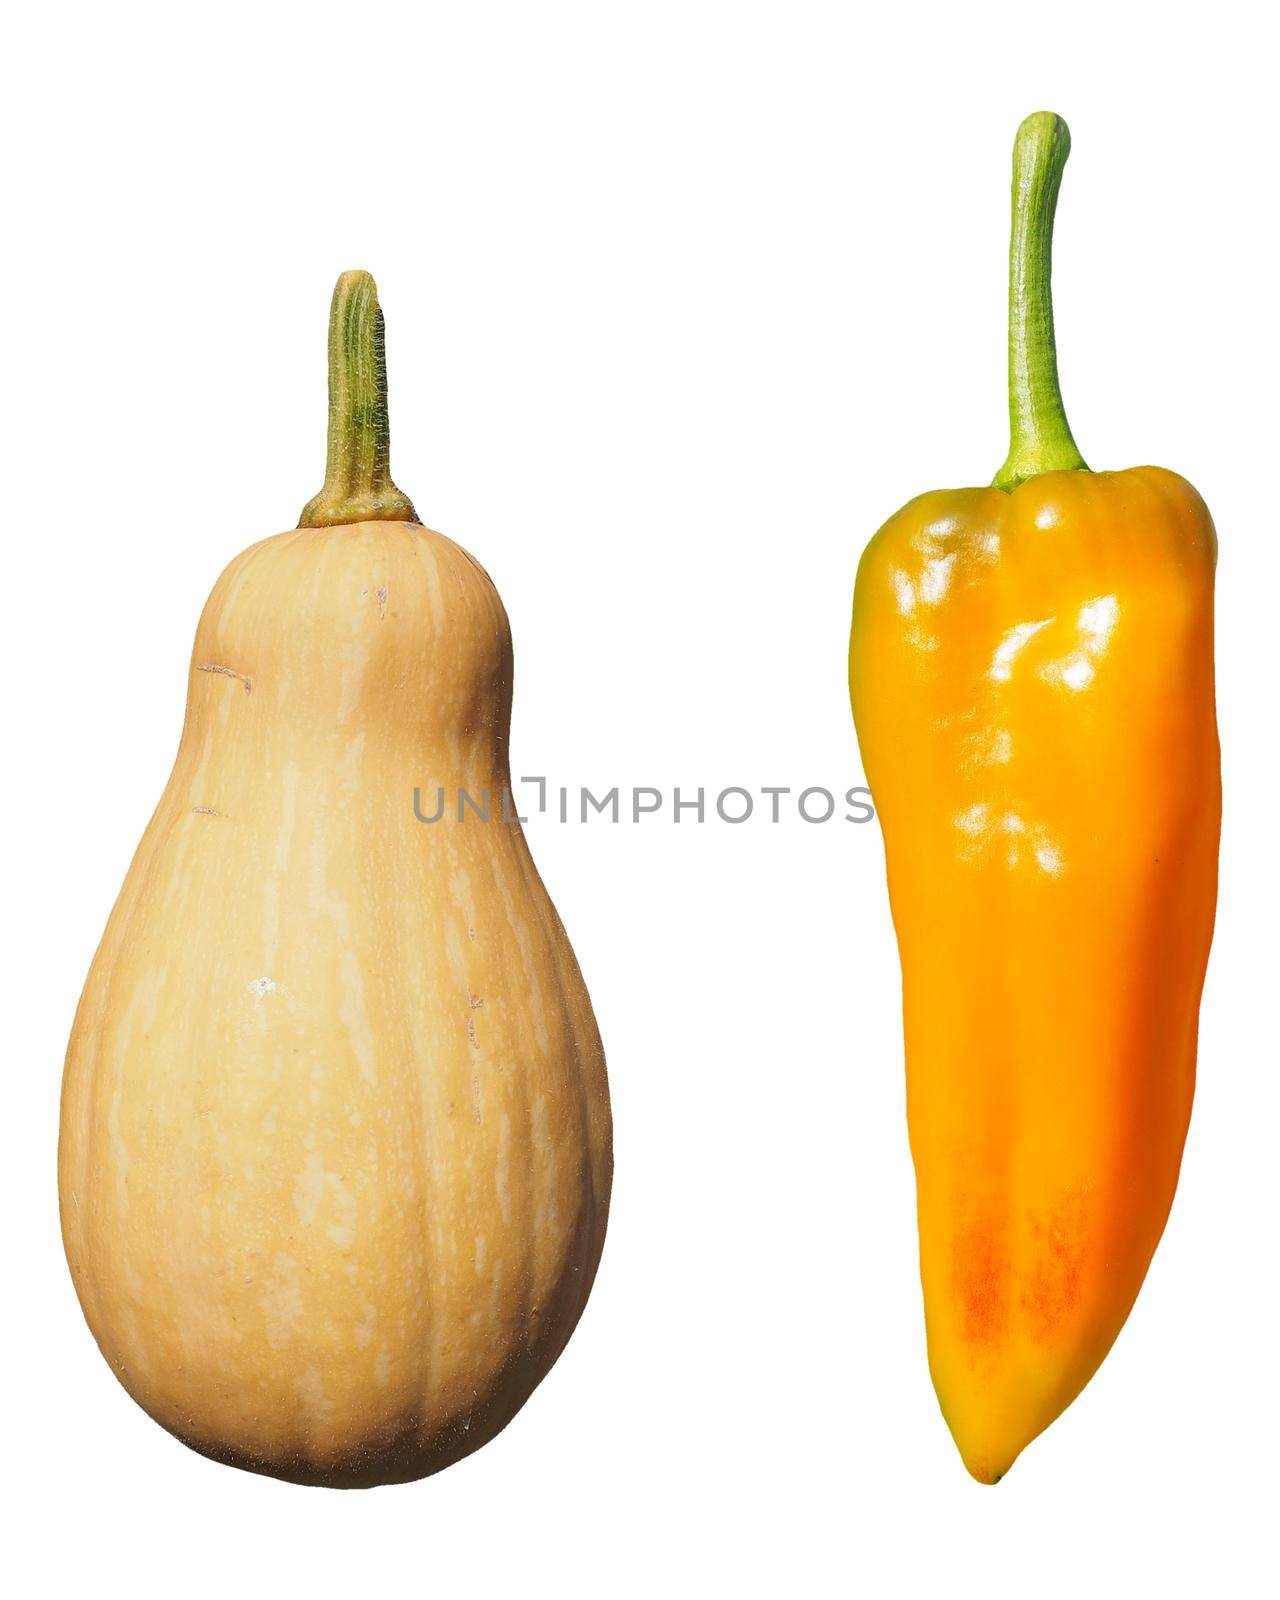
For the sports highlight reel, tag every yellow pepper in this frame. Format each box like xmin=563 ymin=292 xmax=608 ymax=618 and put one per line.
xmin=849 ymin=113 xmax=1220 ymax=1483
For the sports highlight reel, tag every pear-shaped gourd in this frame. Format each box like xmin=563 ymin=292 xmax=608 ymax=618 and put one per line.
xmin=59 ymin=272 xmax=612 ymax=1487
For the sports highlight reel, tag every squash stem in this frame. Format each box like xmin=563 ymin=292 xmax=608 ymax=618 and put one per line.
xmin=992 ymin=112 xmax=1089 ymax=491
xmin=299 ymin=271 xmax=419 ymax=527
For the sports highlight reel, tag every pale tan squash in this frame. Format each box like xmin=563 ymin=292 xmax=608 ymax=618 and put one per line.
xmin=59 ymin=273 xmax=612 ymax=1487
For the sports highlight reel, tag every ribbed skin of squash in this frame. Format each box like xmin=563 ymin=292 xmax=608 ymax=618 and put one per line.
xmin=60 ymin=520 xmax=612 ymax=1487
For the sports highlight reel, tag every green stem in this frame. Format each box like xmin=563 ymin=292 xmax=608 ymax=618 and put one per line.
xmin=992 ymin=112 xmax=1088 ymax=491
xmin=299 ymin=270 xmax=419 ymax=527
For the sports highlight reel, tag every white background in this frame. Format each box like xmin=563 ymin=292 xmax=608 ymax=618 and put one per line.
xmin=5 ymin=2 xmax=1277 ymax=1594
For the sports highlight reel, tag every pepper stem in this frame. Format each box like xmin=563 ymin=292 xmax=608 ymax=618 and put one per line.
xmin=299 ymin=270 xmax=419 ymax=527
xmin=993 ymin=112 xmax=1088 ymax=491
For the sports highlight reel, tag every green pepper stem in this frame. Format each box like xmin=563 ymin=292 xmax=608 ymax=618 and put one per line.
xmin=299 ymin=270 xmax=418 ymax=528
xmin=993 ymin=112 xmax=1088 ymax=491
